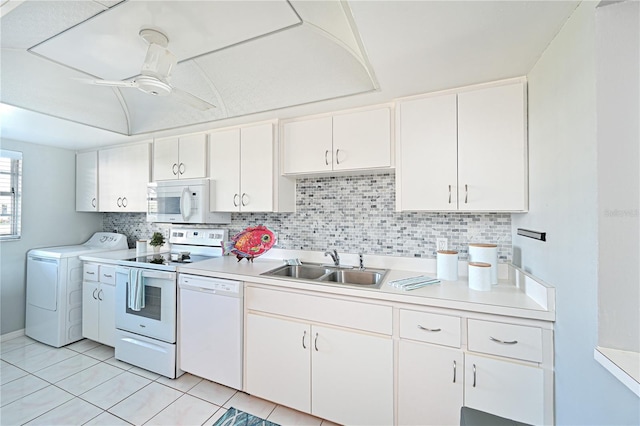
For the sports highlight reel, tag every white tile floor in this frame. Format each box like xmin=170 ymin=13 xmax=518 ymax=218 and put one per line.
xmin=0 ymin=336 xmax=339 ymax=426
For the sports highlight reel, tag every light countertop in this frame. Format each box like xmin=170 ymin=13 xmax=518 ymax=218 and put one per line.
xmin=80 ymin=250 xmax=555 ymax=322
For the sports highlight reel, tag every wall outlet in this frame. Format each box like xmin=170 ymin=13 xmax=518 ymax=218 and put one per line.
xmin=436 ymin=238 xmax=448 ymax=251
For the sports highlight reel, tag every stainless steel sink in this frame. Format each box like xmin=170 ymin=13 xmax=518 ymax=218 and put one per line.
xmin=320 ymin=270 xmax=384 ymax=286
xmin=262 ymin=263 xmax=387 ymax=289
xmin=265 ymin=264 xmax=331 ymax=280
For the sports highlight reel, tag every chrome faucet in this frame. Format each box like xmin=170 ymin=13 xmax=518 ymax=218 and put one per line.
xmin=324 ymin=249 xmax=340 ymax=266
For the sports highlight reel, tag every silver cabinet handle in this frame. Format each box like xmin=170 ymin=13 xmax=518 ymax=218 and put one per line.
xmin=122 ymin=197 xmax=128 ymax=208
xmin=464 ymin=184 xmax=468 ymax=204
xmin=97 ymin=289 xmax=103 ymax=301
xmin=453 ymin=360 xmax=457 ymax=383
xmin=179 ymin=163 xmax=185 ymax=175
xmin=302 ymin=330 xmax=307 ymax=349
xmin=325 ymin=150 xmax=330 ymax=166
xmin=314 ymin=332 xmax=319 ymax=351
xmin=91 ymin=197 xmax=97 ymax=208
xmin=103 ymin=274 xmax=112 ymax=278
xmin=489 ymin=336 xmax=518 ymax=345
xmin=172 ymin=163 xmax=178 ymax=175
xmin=448 ymin=185 xmax=452 ymax=204
xmin=86 ymin=271 xmax=95 ymax=275
xmin=417 ymin=325 xmax=442 ymax=332
xmin=241 ymin=193 xmax=248 ymax=207
xmin=92 ymin=288 xmax=98 ymax=300
xmin=233 ymin=194 xmax=239 ymax=207
xmin=117 ymin=197 xmax=122 ymax=207
xmin=473 ymin=363 xmax=477 ymax=387
xmin=335 ymin=149 xmax=341 ymax=165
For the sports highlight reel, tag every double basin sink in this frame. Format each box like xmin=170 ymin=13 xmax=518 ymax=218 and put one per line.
xmin=262 ymin=263 xmax=387 ymax=289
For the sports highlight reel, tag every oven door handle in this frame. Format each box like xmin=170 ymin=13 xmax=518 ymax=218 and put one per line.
xmin=180 ymin=187 xmax=192 ymax=221
xmin=141 ymin=270 xmax=176 ymax=280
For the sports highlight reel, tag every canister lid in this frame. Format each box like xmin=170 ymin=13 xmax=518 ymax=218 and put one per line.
xmin=469 ymin=243 xmax=497 ymax=248
xmin=468 ymin=262 xmax=491 ymax=267
xmin=437 ymin=250 xmax=458 ymax=254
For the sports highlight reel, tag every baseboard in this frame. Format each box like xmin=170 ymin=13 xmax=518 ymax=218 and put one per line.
xmin=1 ymin=329 xmax=25 ymax=342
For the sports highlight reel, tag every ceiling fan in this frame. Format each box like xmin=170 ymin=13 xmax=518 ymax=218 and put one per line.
xmin=83 ymin=29 xmax=216 ymax=111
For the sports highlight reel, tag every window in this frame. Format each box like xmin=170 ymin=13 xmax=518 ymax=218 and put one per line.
xmin=0 ymin=150 xmax=22 ymax=240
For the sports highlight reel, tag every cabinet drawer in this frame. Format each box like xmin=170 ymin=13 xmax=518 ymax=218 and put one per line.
xmin=99 ymin=265 xmax=116 ymax=285
xmin=399 ymin=310 xmax=461 ymax=348
xmin=83 ymin=264 xmax=99 ymax=281
xmin=246 ymin=286 xmax=392 ymax=335
xmin=467 ymin=319 xmax=542 ymax=362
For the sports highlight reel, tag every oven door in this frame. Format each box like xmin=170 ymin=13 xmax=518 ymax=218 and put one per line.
xmin=115 ymin=267 xmax=177 ymax=343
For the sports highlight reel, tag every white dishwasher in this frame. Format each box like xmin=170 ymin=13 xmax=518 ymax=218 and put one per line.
xmin=178 ymin=274 xmax=243 ymax=390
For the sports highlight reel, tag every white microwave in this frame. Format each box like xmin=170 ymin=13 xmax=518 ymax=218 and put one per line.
xmin=147 ymin=179 xmax=230 ymax=224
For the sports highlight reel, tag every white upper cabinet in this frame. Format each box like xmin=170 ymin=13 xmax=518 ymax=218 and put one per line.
xmin=457 ymin=83 xmax=527 ymax=211
xmin=98 ymin=142 xmax=151 ymax=212
xmin=153 ymin=133 xmax=207 ymax=181
xmin=76 ymin=151 xmax=98 ymax=212
xmin=397 ymin=79 xmax=528 ymax=212
xmin=397 ymin=94 xmax=458 ymax=211
xmin=282 ymin=106 xmax=393 ymax=175
xmin=209 ymin=122 xmax=295 ymax=213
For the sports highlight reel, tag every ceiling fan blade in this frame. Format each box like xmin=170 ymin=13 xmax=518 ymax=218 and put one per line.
xmin=91 ymin=79 xmax=138 ymax=88
xmin=170 ymin=87 xmax=216 ymax=111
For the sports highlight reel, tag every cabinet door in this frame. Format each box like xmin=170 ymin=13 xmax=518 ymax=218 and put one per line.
xmin=333 ymin=108 xmax=392 ymax=171
xmin=82 ymin=281 xmax=99 ymax=341
xmin=311 ymin=325 xmax=393 ymax=426
xmin=464 ymin=353 xmax=544 ymax=425
xmin=209 ymin=129 xmax=241 ymax=212
xmin=120 ymin=143 xmax=151 ymax=212
xmin=98 ymin=147 xmax=122 ymax=212
xmin=245 ymin=313 xmax=311 ymax=413
xmin=398 ymin=340 xmax=463 ymax=426
xmin=76 ymin=151 xmax=98 ymax=212
xmin=457 ymin=82 xmax=527 ymax=211
xmin=99 ymin=143 xmax=150 ymax=212
xmin=240 ymin=124 xmax=273 ymax=212
xmin=153 ymin=137 xmax=179 ymax=181
xmin=397 ymin=95 xmax=458 ymax=210
xmin=282 ymin=116 xmax=333 ymax=174
xmin=178 ymin=134 xmax=207 ymax=179
xmin=98 ymin=283 xmax=116 ymax=347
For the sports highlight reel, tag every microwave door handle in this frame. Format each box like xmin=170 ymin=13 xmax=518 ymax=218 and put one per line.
xmin=180 ymin=187 xmax=192 ymax=221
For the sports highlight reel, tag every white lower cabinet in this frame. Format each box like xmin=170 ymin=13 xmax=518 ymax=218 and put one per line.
xmin=82 ymin=264 xmax=116 ymax=347
xmin=245 ymin=313 xmax=311 ymax=413
xmin=245 ymin=286 xmax=393 ymax=426
xmin=464 ymin=353 xmax=544 ymax=425
xmin=398 ymin=340 xmax=464 ymax=426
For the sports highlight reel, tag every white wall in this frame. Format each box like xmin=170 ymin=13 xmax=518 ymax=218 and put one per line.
xmin=512 ymin=1 xmax=640 ymax=424
xmin=0 ymin=139 xmax=103 ymax=336
xmin=596 ymin=0 xmax=639 ymax=352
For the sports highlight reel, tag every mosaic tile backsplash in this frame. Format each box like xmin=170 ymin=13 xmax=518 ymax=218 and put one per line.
xmin=104 ymin=174 xmax=512 ymax=261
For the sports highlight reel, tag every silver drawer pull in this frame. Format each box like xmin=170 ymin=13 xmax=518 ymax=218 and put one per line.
xmin=86 ymin=271 xmax=95 ymax=275
xmin=490 ymin=336 xmax=518 ymax=345
xmin=417 ymin=325 xmax=442 ymax=332
xmin=103 ymin=274 xmax=112 ymax=278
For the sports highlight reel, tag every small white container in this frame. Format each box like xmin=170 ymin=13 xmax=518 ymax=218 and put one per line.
xmin=468 ymin=243 xmax=498 ymax=284
xmin=468 ymin=262 xmax=492 ymax=291
xmin=136 ymin=240 xmax=147 ymax=256
xmin=437 ymin=250 xmax=459 ymax=281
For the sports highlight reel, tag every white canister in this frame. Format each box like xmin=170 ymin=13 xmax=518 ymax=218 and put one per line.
xmin=468 ymin=262 xmax=492 ymax=291
xmin=136 ymin=239 xmax=147 ymax=256
xmin=437 ymin=250 xmax=459 ymax=281
xmin=468 ymin=243 xmax=498 ymax=284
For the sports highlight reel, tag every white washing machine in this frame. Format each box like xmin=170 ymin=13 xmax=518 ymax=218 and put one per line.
xmin=26 ymin=232 xmax=128 ymax=347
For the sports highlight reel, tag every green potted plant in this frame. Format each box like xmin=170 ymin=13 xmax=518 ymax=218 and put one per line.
xmin=149 ymin=232 xmax=165 ymax=253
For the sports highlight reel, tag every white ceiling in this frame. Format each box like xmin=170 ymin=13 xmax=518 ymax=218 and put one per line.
xmin=0 ymin=0 xmax=580 ymax=151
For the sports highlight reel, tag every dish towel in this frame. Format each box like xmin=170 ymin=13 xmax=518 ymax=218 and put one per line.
xmin=128 ymin=269 xmax=145 ymax=311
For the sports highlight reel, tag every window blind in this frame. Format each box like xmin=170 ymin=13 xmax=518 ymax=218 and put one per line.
xmin=0 ymin=150 xmax=22 ymax=240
